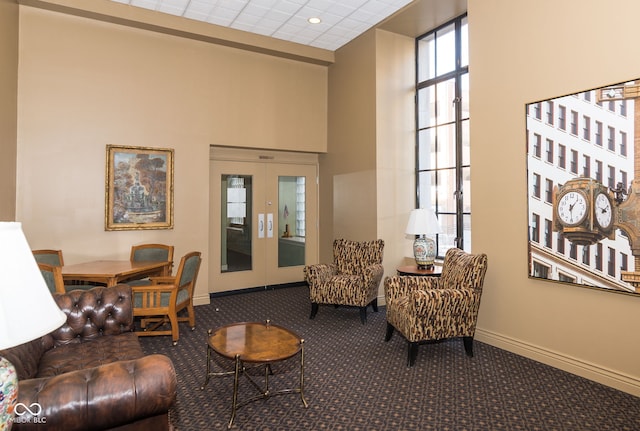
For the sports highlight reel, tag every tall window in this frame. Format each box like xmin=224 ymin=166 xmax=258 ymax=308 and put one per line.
xmin=570 ymin=110 xmax=578 ymax=135
xmin=558 ymin=144 xmax=566 ymax=168
xmin=532 ymin=134 xmax=542 ymax=158
xmin=608 ymin=126 xmax=616 ymax=151
xmin=595 ymin=121 xmax=603 ymax=146
xmin=544 ymin=179 xmax=553 ymax=203
xmin=532 ymin=173 xmax=541 ymax=198
xmin=546 ymin=101 xmax=554 ymax=125
xmin=416 ymin=14 xmax=469 ymax=256
xmin=544 ymin=219 xmax=552 ymax=248
xmin=582 ymin=245 xmax=590 ymax=265
xmin=582 ymin=155 xmax=590 ymax=178
xmin=545 ymin=139 xmax=554 ymax=163
xmin=620 ymin=131 xmax=628 ymax=156
xmin=531 ymin=214 xmax=540 ymax=243
xmin=582 ymin=115 xmax=590 ymax=141
xmin=558 ymin=105 xmax=566 ymax=130
xmin=570 ymin=150 xmax=578 ymax=174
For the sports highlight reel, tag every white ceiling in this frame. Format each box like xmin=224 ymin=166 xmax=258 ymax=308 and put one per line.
xmin=107 ymin=0 xmax=415 ymax=51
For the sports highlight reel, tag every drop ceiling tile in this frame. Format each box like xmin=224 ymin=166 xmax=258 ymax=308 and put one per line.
xmin=106 ymin=0 xmax=414 ymax=51
xmin=130 ymin=0 xmax=158 ymax=10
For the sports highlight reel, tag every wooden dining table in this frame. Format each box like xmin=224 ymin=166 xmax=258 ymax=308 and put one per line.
xmin=61 ymin=260 xmax=171 ymax=287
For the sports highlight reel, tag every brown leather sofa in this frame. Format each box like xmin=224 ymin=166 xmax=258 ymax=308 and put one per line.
xmin=0 ymin=284 xmax=177 ymax=431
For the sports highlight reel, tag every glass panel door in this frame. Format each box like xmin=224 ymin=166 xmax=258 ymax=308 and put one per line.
xmin=265 ymin=163 xmax=317 ymax=286
xmin=210 ymin=157 xmax=317 ymax=292
xmin=210 ymin=160 xmax=266 ymax=291
xmin=277 ymin=175 xmax=305 ymax=268
xmin=221 ymin=174 xmax=252 ymax=273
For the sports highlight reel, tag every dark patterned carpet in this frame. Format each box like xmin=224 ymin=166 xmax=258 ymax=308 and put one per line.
xmin=139 ymin=285 xmax=640 ymax=431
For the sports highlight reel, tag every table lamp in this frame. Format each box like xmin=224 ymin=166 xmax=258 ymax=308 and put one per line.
xmin=405 ymin=208 xmax=442 ymax=270
xmin=0 ymin=222 xmax=66 ymax=430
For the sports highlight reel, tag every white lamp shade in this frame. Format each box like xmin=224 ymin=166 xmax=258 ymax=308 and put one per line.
xmin=405 ymin=208 xmax=443 ymax=236
xmin=0 ymin=222 xmax=66 ymax=350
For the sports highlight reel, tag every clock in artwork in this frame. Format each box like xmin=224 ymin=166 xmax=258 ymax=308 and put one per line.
xmin=556 ymin=190 xmax=588 ymax=226
xmin=552 ymin=177 xmax=614 ymax=246
xmin=594 ymin=192 xmax=613 ymax=231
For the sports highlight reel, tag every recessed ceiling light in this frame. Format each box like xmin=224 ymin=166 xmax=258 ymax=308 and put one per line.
xmin=308 ymin=17 xmax=321 ymax=24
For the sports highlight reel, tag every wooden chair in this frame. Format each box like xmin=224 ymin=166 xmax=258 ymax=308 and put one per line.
xmin=128 ymin=243 xmax=175 ymax=285
xmin=33 ymin=249 xmax=64 ymax=266
xmin=132 ymin=251 xmax=201 ymax=345
xmin=38 ymin=262 xmax=98 ymax=293
xmin=38 ymin=263 xmax=66 ymax=293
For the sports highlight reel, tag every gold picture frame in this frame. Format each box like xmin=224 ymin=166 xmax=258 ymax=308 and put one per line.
xmin=105 ymin=145 xmax=174 ymax=231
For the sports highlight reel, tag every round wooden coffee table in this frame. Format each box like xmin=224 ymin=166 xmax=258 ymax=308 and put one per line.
xmin=201 ymin=320 xmax=308 ymax=428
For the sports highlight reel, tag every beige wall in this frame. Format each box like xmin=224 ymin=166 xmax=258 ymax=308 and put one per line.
xmin=15 ymin=5 xmax=327 ymax=306
xmin=322 ymin=27 xmax=423 ymax=293
xmin=469 ymin=0 xmax=640 ymax=394
xmin=0 ymin=0 xmax=18 ymax=220
xmin=7 ymin=0 xmax=640 ymax=396
xmin=321 ymin=31 xmax=378 ymax=262
xmin=375 ymin=29 xmax=417 ymax=278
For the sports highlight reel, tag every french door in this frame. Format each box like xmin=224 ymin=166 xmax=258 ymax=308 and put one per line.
xmin=209 ymin=149 xmax=318 ymax=292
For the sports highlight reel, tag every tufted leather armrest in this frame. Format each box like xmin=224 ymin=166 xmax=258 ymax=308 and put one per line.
xmin=43 ymin=284 xmax=134 ymax=348
xmin=14 ymin=354 xmax=177 ymax=431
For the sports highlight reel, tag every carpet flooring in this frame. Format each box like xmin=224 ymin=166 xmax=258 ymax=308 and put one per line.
xmin=138 ymin=285 xmax=640 ymax=431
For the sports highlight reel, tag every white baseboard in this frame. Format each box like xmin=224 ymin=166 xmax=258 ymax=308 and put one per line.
xmin=193 ymin=294 xmax=211 ymax=306
xmin=475 ymin=328 xmax=640 ymax=397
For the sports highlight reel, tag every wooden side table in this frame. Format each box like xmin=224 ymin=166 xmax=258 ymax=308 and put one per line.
xmin=201 ymin=320 xmax=308 ymax=428
xmin=396 ymin=265 xmax=442 ymax=277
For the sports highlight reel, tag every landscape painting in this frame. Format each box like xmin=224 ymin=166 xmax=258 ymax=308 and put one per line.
xmin=105 ymin=145 xmax=174 ymax=230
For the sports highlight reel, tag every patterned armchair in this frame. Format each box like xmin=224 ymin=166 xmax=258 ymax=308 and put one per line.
xmin=384 ymin=248 xmax=488 ymax=366
xmin=304 ymin=238 xmax=384 ymax=324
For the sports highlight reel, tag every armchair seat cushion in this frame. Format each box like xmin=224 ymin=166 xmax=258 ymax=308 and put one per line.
xmin=314 ymin=274 xmax=361 ymax=305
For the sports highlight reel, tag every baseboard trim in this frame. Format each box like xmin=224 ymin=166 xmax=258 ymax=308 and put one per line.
xmin=193 ymin=293 xmax=211 ymax=306
xmin=209 ymin=281 xmax=307 ymax=299
xmin=475 ymin=328 xmax=640 ymax=396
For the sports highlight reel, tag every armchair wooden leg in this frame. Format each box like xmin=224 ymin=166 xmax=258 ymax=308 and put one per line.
xmin=408 ymin=342 xmax=419 ymax=367
xmin=384 ymin=323 xmax=394 ymax=341
xmin=463 ymin=336 xmax=474 ymax=357
xmin=169 ymin=313 xmax=179 ymax=346
xmin=187 ymin=303 xmax=196 ymax=331
xmin=310 ymin=303 xmax=319 ymax=320
xmin=359 ymin=307 xmax=367 ymax=324
xmin=371 ymin=298 xmax=378 ymax=313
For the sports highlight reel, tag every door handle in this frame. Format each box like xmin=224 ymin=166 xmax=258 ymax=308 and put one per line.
xmin=258 ymin=213 xmax=265 ymax=238
xmin=267 ymin=213 xmax=274 ymax=238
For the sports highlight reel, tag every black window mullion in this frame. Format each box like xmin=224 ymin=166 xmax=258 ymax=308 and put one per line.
xmin=416 ymin=13 xmax=468 ymax=258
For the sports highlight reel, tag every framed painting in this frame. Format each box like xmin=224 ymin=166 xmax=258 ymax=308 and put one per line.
xmin=105 ymin=145 xmax=174 ymax=231
xmin=526 ymin=77 xmax=640 ymax=296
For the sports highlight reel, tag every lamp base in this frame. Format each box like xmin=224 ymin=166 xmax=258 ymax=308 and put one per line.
xmin=413 ymin=236 xmax=436 ymax=270
xmin=0 ymin=356 xmax=17 ymax=431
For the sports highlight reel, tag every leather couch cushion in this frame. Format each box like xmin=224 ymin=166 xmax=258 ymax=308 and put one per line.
xmin=37 ymin=332 xmax=143 ymax=378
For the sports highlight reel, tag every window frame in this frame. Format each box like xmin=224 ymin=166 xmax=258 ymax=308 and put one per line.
xmin=415 ymin=13 xmax=469 ymax=257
